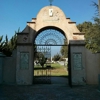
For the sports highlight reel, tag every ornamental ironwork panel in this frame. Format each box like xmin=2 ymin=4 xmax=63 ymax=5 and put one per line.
xmin=35 ymin=29 xmax=67 ymax=46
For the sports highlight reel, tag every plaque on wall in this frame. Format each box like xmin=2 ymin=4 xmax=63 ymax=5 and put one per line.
xmin=73 ymin=53 xmax=82 ymax=70
xmin=20 ymin=52 xmax=29 ymax=69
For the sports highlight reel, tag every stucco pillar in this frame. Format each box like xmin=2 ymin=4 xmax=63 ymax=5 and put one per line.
xmin=69 ymin=40 xmax=86 ymax=85
xmin=16 ymin=45 xmax=33 ymax=85
xmin=0 ymin=52 xmax=5 ymax=84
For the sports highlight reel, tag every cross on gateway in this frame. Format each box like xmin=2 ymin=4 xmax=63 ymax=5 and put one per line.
xmin=49 ymin=0 xmax=53 ymax=6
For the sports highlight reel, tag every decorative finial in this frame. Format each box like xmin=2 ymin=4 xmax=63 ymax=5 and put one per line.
xmin=49 ymin=0 xmax=53 ymax=6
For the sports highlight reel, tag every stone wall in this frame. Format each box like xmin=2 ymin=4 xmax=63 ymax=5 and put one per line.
xmin=0 ymin=52 xmax=5 ymax=84
xmin=85 ymin=49 xmax=100 ymax=84
xmin=2 ymin=50 xmax=16 ymax=84
xmin=1 ymin=47 xmax=100 ymax=85
xmin=16 ymin=46 xmax=33 ymax=85
xmin=70 ymin=40 xmax=100 ymax=85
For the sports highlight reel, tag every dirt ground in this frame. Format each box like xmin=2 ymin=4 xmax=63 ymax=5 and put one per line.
xmin=0 ymin=83 xmax=100 ymax=100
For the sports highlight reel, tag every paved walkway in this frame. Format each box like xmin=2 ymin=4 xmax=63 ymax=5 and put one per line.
xmin=51 ymin=76 xmax=68 ymax=84
xmin=0 ymin=77 xmax=100 ymax=100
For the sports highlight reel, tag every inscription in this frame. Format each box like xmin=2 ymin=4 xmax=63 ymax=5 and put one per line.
xmin=73 ymin=53 xmax=82 ymax=70
xmin=20 ymin=52 xmax=29 ymax=69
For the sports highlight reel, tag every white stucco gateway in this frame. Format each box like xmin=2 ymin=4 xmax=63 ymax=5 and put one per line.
xmin=16 ymin=5 xmax=86 ymax=85
xmin=0 ymin=5 xmax=100 ymax=86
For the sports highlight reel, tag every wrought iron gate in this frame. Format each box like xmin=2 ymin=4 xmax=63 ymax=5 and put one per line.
xmin=68 ymin=44 xmax=72 ymax=87
xmin=33 ymin=28 xmax=69 ymax=84
xmin=34 ymin=46 xmax=51 ymax=84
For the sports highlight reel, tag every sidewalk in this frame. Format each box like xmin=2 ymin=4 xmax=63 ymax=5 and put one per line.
xmin=0 ymin=77 xmax=100 ymax=100
xmin=0 ymin=84 xmax=100 ymax=100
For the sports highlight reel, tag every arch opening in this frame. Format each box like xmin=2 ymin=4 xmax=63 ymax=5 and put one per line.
xmin=33 ymin=27 xmax=69 ymax=84
xmin=34 ymin=26 xmax=68 ymax=46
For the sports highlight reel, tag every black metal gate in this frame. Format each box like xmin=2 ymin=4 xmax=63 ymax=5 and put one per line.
xmin=33 ymin=46 xmax=51 ymax=84
xmin=33 ymin=28 xmax=70 ymax=84
xmin=68 ymin=44 xmax=72 ymax=87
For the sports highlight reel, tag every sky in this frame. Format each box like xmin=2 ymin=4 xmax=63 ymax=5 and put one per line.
xmin=0 ymin=0 xmax=98 ymax=56
xmin=0 ymin=0 xmax=98 ymax=40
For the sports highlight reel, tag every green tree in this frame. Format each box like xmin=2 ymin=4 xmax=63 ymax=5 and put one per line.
xmin=2 ymin=35 xmax=12 ymax=56
xmin=37 ymin=52 xmax=47 ymax=68
xmin=0 ymin=36 xmax=4 ymax=52
xmin=8 ymin=32 xmax=17 ymax=51
xmin=53 ymin=53 xmax=61 ymax=61
xmin=85 ymin=20 xmax=100 ymax=53
xmin=77 ymin=2 xmax=100 ymax=53
xmin=77 ymin=21 xmax=100 ymax=53
xmin=77 ymin=21 xmax=93 ymax=33
xmin=60 ymin=39 xmax=68 ymax=58
xmin=0 ymin=28 xmax=19 ymax=56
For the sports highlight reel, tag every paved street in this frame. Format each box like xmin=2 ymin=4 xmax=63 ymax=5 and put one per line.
xmin=0 ymin=77 xmax=100 ymax=100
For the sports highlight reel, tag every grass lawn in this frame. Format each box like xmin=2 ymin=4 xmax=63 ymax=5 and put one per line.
xmin=51 ymin=63 xmax=68 ymax=76
xmin=34 ymin=63 xmax=68 ymax=76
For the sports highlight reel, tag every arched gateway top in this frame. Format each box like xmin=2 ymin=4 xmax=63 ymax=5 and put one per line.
xmin=17 ymin=5 xmax=84 ymax=44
